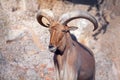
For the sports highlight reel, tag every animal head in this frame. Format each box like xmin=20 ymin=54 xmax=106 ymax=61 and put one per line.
xmin=37 ymin=9 xmax=98 ymax=52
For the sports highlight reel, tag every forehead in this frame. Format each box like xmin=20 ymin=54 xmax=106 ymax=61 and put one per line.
xmin=50 ymin=22 xmax=65 ymax=29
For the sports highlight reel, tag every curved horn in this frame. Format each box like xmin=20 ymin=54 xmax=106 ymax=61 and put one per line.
xmin=37 ymin=9 xmax=54 ymax=27
xmin=59 ymin=11 xmax=98 ymax=31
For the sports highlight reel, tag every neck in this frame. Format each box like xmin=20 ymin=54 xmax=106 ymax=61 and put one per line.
xmin=54 ymin=32 xmax=74 ymax=72
xmin=56 ymin=32 xmax=73 ymax=55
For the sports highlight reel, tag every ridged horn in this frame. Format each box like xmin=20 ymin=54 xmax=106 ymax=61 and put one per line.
xmin=37 ymin=9 xmax=54 ymax=27
xmin=59 ymin=11 xmax=98 ymax=31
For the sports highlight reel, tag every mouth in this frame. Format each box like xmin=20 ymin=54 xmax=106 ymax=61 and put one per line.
xmin=49 ymin=47 xmax=57 ymax=53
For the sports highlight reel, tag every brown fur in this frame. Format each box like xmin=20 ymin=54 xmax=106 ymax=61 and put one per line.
xmin=49 ymin=23 xmax=95 ymax=80
xmin=37 ymin=10 xmax=97 ymax=80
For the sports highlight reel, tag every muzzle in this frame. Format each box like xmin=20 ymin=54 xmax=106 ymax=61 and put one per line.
xmin=48 ymin=44 xmax=57 ymax=53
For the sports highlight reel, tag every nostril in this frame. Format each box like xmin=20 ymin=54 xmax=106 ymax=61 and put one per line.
xmin=49 ymin=45 xmax=54 ymax=49
xmin=48 ymin=44 xmax=57 ymax=52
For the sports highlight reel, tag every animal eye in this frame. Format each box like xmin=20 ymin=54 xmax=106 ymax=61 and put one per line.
xmin=49 ymin=28 xmax=56 ymax=32
xmin=62 ymin=30 xmax=68 ymax=33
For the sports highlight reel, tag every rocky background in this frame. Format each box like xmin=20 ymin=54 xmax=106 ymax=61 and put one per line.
xmin=0 ymin=0 xmax=120 ymax=80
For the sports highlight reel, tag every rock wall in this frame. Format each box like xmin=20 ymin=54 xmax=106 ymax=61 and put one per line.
xmin=0 ymin=0 xmax=120 ymax=80
xmin=101 ymin=0 xmax=120 ymax=16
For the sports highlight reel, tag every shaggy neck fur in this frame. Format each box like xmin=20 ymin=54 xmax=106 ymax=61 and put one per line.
xmin=56 ymin=32 xmax=73 ymax=55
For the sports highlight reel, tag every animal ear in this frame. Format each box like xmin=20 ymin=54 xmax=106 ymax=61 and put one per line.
xmin=68 ymin=26 xmax=78 ymax=31
xmin=62 ymin=26 xmax=78 ymax=32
